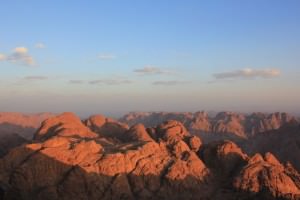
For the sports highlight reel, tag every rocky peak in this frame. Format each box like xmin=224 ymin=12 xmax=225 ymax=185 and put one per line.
xmin=188 ymin=111 xmax=211 ymax=133
xmin=123 ymin=123 xmax=153 ymax=142
xmin=34 ymin=112 xmax=97 ymax=141
xmin=201 ymin=140 xmax=248 ymax=176
xmin=212 ymin=112 xmax=246 ymax=138
xmin=156 ymin=120 xmax=190 ymax=144
xmin=187 ymin=135 xmax=202 ymax=152
xmin=84 ymin=114 xmax=129 ymax=141
xmin=234 ymin=152 xmax=300 ymax=199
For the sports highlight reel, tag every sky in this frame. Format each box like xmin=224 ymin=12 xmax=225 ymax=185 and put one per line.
xmin=0 ymin=0 xmax=300 ymax=117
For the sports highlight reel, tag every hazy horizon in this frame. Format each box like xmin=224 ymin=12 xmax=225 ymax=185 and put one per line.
xmin=1 ymin=109 xmax=300 ymax=120
xmin=1 ymin=1 xmax=300 ymax=116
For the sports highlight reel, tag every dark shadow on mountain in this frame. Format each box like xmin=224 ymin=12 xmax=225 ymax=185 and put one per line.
xmin=0 ymin=122 xmax=36 ymax=140
xmin=0 ymin=133 xmax=27 ymax=158
xmin=240 ymin=124 xmax=300 ymax=171
xmin=193 ymin=131 xmax=246 ymax=144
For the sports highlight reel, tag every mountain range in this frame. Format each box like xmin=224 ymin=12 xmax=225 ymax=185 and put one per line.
xmin=0 ymin=111 xmax=299 ymax=199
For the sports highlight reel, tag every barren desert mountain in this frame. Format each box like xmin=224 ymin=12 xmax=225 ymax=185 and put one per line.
xmin=200 ymin=140 xmax=248 ymax=177
xmin=0 ymin=132 xmax=26 ymax=157
xmin=1 ymin=0 xmax=299 ymax=199
xmin=0 ymin=112 xmax=55 ymax=140
xmin=233 ymin=153 xmax=300 ymax=199
xmin=0 ymin=112 xmax=300 ymax=199
xmin=84 ymin=114 xmax=129 ymax=142
xmin=242 ymin=123 xmax=300 ymax=171
xmin=0 ymin=112 xmax=55 ymax=158
xmin=188 ymin=111 xmax=212 ymax=133
xmin=121 ymin=111 xmax=299 ymax=140
xmin=120 ymin=112 xmax=194 ymax=128
xmin=211 ymin=112 xmax=247 ymax=138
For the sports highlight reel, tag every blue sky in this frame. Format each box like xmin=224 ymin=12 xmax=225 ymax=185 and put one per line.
xmin=0 ymin=0 xmax=300 ymax=117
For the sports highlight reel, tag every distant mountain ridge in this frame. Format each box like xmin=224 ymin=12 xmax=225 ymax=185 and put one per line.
xmin=0 ymin=112 xmax=56 ymax=157
xmin=0 ymin=112 xmax=55 ymax=139
xmin=120 ymin=111 xmax=299 ymax=139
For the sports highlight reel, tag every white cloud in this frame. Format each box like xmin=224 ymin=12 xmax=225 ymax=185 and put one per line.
xmin=134 ymin=66 xmax=175 ymax=75
xmin=69 ymin=80 xmax=84 ymax=84
xmin=35 ymin=43 xmax=46 ymax=49
xmin=213 ymin=68 xmax=281 ymax=80
xmin=0 ymin=47 xmax=36 ymax=66
xmin=98 ymin=53 xmax=116 ymax=60
xmin=89 ymin=79 xmax=133 ymax=85
xmin=153 ymin=80 xmax=188 ymax=86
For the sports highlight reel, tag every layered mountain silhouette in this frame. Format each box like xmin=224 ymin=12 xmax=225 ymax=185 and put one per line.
xmin=0 ymin=112 xmax=55 ymax=140
xmin=121 ymin=111 xmax=300 ymax=172
xmin=0 ymin=112 xmax=300 ymax=199
xmin=0 ymin=112 xmax=55 ymax=157
xmin=121 ymin=111 xmax=298 ymax=141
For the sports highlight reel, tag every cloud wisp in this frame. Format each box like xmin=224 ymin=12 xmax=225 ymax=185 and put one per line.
xmin=0 ymin=47 xmax=36 ymax=66
xmin=69 ymin=80 xmax=85 ymax=84
xmin=213 ymin=68 xmax=280 ymax=80
xmin=98 ymin=53 xmax=116 ymax=60
xmin=23 ymin=76 xmax=48 ymax=81
xmin=134 ymin=66 xmax=175 ymax=75
xmin=12 ymin=75 xmax=48 ymax=85
xmin=153 ymin=80 xmax=189 ymax=86
xmin=35 ymin=43 xmax=46 ymax=49
xmin=89 ymin=79 xmax=133 ymax=85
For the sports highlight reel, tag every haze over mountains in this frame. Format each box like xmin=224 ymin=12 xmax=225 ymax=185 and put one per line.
xmin=0 ymin=111 xmax=300 ymax=199
xmin=1 ymin=0 xmax=300 ymax=199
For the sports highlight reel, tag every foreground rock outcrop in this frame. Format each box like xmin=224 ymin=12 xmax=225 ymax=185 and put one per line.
xmin=233 ymin=153 xmax=300 ymax=199
xmin=0 ymin=112 xmax=299 ymax=200
xmin=242 ymin=124 xmax=300 ymax=171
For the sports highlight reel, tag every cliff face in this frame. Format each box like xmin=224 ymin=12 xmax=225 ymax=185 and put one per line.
xmin=0 ymin=112 xmax=300 ymax=200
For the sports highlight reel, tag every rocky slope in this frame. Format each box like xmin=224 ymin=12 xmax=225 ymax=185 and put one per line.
xmin=0 ymin=132 xmax=27 ymax=157
xmin=0 ymin=112 xmax=299 ymax=199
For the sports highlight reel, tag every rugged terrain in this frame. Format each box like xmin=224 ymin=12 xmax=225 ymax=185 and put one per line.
xmin=0 ymin=112 xmax=299 ymax=199
xmin=121 ymin=111 xmax=298 ymax=139
xmin=121 ymin=111 xmax=300 ymax=172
